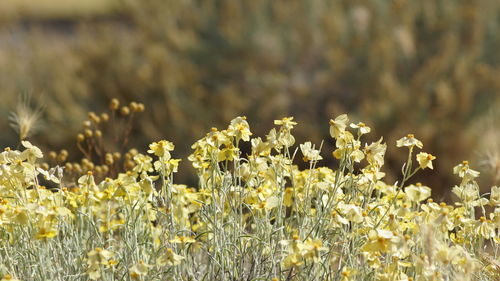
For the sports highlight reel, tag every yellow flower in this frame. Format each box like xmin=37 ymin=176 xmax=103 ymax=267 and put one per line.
xmin=452 ymin=182 xmax=481 ymax=203
xmin=1 ymin=274 xmax=20 ymax=281
xmin=36 ymin=166 xmax=61 ymax=184
xmin=132 ymin=154 xmax=154 ymax=174
xmin=361 ymin=229 xmax=399 ymax=253
xmin=228 ymin=116 xmax=252 ymax=142
xmin=250 ymin=137 xmax=271 ymax=156
xmin=265 ymin=196 xmax=280 ymax=210
xmin=416 ymin=152 xmax=436 ymax=169
xmin=405 ymin=183 xmax=431 ymax=202
xmin=166 ymin=158 xmax=182 ymax=173
xmin=205 ymin=129 xmax=231 ymax=148
xmin=20 ymin=140 xmax=43 ymax=163
xmin=330 ymin=211 xmax=349 ymax=228
xmin=453 ymin=161 xmax=480 ymax=183
xmin=274 ymin=117 xmax=297 ymax=130
xmin=272 ymin=128 xmax=295 ymax=148
xmin=477 ymin=216 xmax=496 ymax=239
xmin=490 ymin=186 xmax=500 ymax=206
xmin=0 ymin=147 xmax=22 ymax=164
xmin=7 ymin=206 xmax=29 ymax=225
xmin=339 ymin=203 xmax=364 ymax=223
xmin=87 ymin=247 xmax=115 ymax=266
xmin=283 ymin=187 xmax=294 ymax=207
xmin=341 ymin=267 xmax=357 ymax=281
xmin=283 ymin=253 xmax=303 ymax=268
xmin=396 ymin=134 xmax=423 ymax=149
xmin=98 ymin=215 xmax=125 ymax=233
xmin=281 ymin=233 xmax=318 ymax=268
xmin=129 ymin=260 xmax=151 ymax=279
xmin=362 ymin=229 xmax=399 ymax=253
xmin=78 ymin=171 xmax=97 ymax=190
xmin=148 ymin=140 xmax=175 ymax=159
xmin=364 ymin=137 xmax=386 ymax=167
xmin=334 ymin=131 xmax=355 ymax=149
xmin=302 ymin=238 xmax=328 ymax=262
xmin=156 ymin=248 xmax=185 ymax=266
xmin=169 ymin=235 xmax=196 ymax=244
xmin=300 ymin=142 xmax=323 ymax=162
xmin=266 ymin=128 xmax=279 ymax=148
xmin=350 ymin=122 xmax=371 ymax=135
xmin=217 ymin=146 xmax=239 ymax=162
xmin=434 ymin=244 xmax=462 ymax=266
xmin=361 ymin=166 xmax=386 ymax=183
xmin=150 ymin=225 xmax=163 ymax=249
xmin=34 ymin=225 xmax=58 ymax=240
xmin=329 ymin=114 xmax=349 ymax=139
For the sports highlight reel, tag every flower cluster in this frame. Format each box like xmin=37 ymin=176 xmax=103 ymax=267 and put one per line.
xmin=0 ymin=115 xmax=498 ymax=281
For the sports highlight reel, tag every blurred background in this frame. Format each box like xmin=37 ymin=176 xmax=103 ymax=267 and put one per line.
xmin=0 ymin=0 xmax=498 ymax=200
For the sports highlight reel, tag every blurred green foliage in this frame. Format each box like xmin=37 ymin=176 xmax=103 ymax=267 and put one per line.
xmin=0 ymin=0 xmax=499 ymax=199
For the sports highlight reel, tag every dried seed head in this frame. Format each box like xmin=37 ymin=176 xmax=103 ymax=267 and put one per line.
xmin=57 ymin=151 xmax=68 ymax=162
xmin=84 ymin=129 xmax=93 ymax=138
xmin=81 ymin=158 xmax=90 ymax=166
xmin=59 ymin=150 xmax=68 ymax=157
xmin=110 ymin=98 xmax=120 ymax=110
xmin=105 ymin=153 xmax=114 ymax=165
xmin=85 ymin=162 xmax=95 ymax=171
xmin=83 ymin=120 xmax=91 ymax=128
xmin=65 ymin=162 xmax=73 ymax=171
xmin=9 ymin=95 xmax=43 ymax=141
xmin=100 ymin=113 xmax=109 ymax=122
xmin=77 ymin=133 xmax=85 ymax=143
xmin=49 ymin=151 xmax=57 ymax=160
xmin=101 ymin=165 xmax=109 ymax=174
xmin=88 ymin=112 xmax=100 ymax=124
xmin=113 ymin=152 xmax=121 ymax=161
xmin=120 ymin=106 xmax=130 ymax=116
xmin=94 ymin=166 xmax=103 ymax=174
xmin=94 ymin=130 xmax=103 ymax=138
xmin=124 ymin=160 xmax=135 ymax=170
xmin=130 ymin=101 xmax=139 ymax=112
xmin=73 ymin=163 xmax=82 ymax=173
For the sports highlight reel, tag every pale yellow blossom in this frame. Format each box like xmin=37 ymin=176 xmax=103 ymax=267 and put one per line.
xmin=396 ymin=134 xmax=423 ymax=149
xmin=416 ymin=152 xmax=436 ymax=169
xmin=329 ymin=114 xmax=349 ymax=139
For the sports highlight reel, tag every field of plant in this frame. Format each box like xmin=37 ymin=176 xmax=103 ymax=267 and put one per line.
xmin=0 ymin=1 xmax=499 ymax=280
xmin=0 ymin=102 xmax=499 ymax=280
xmin=0 ymin=0 xmax=499 ymax=199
